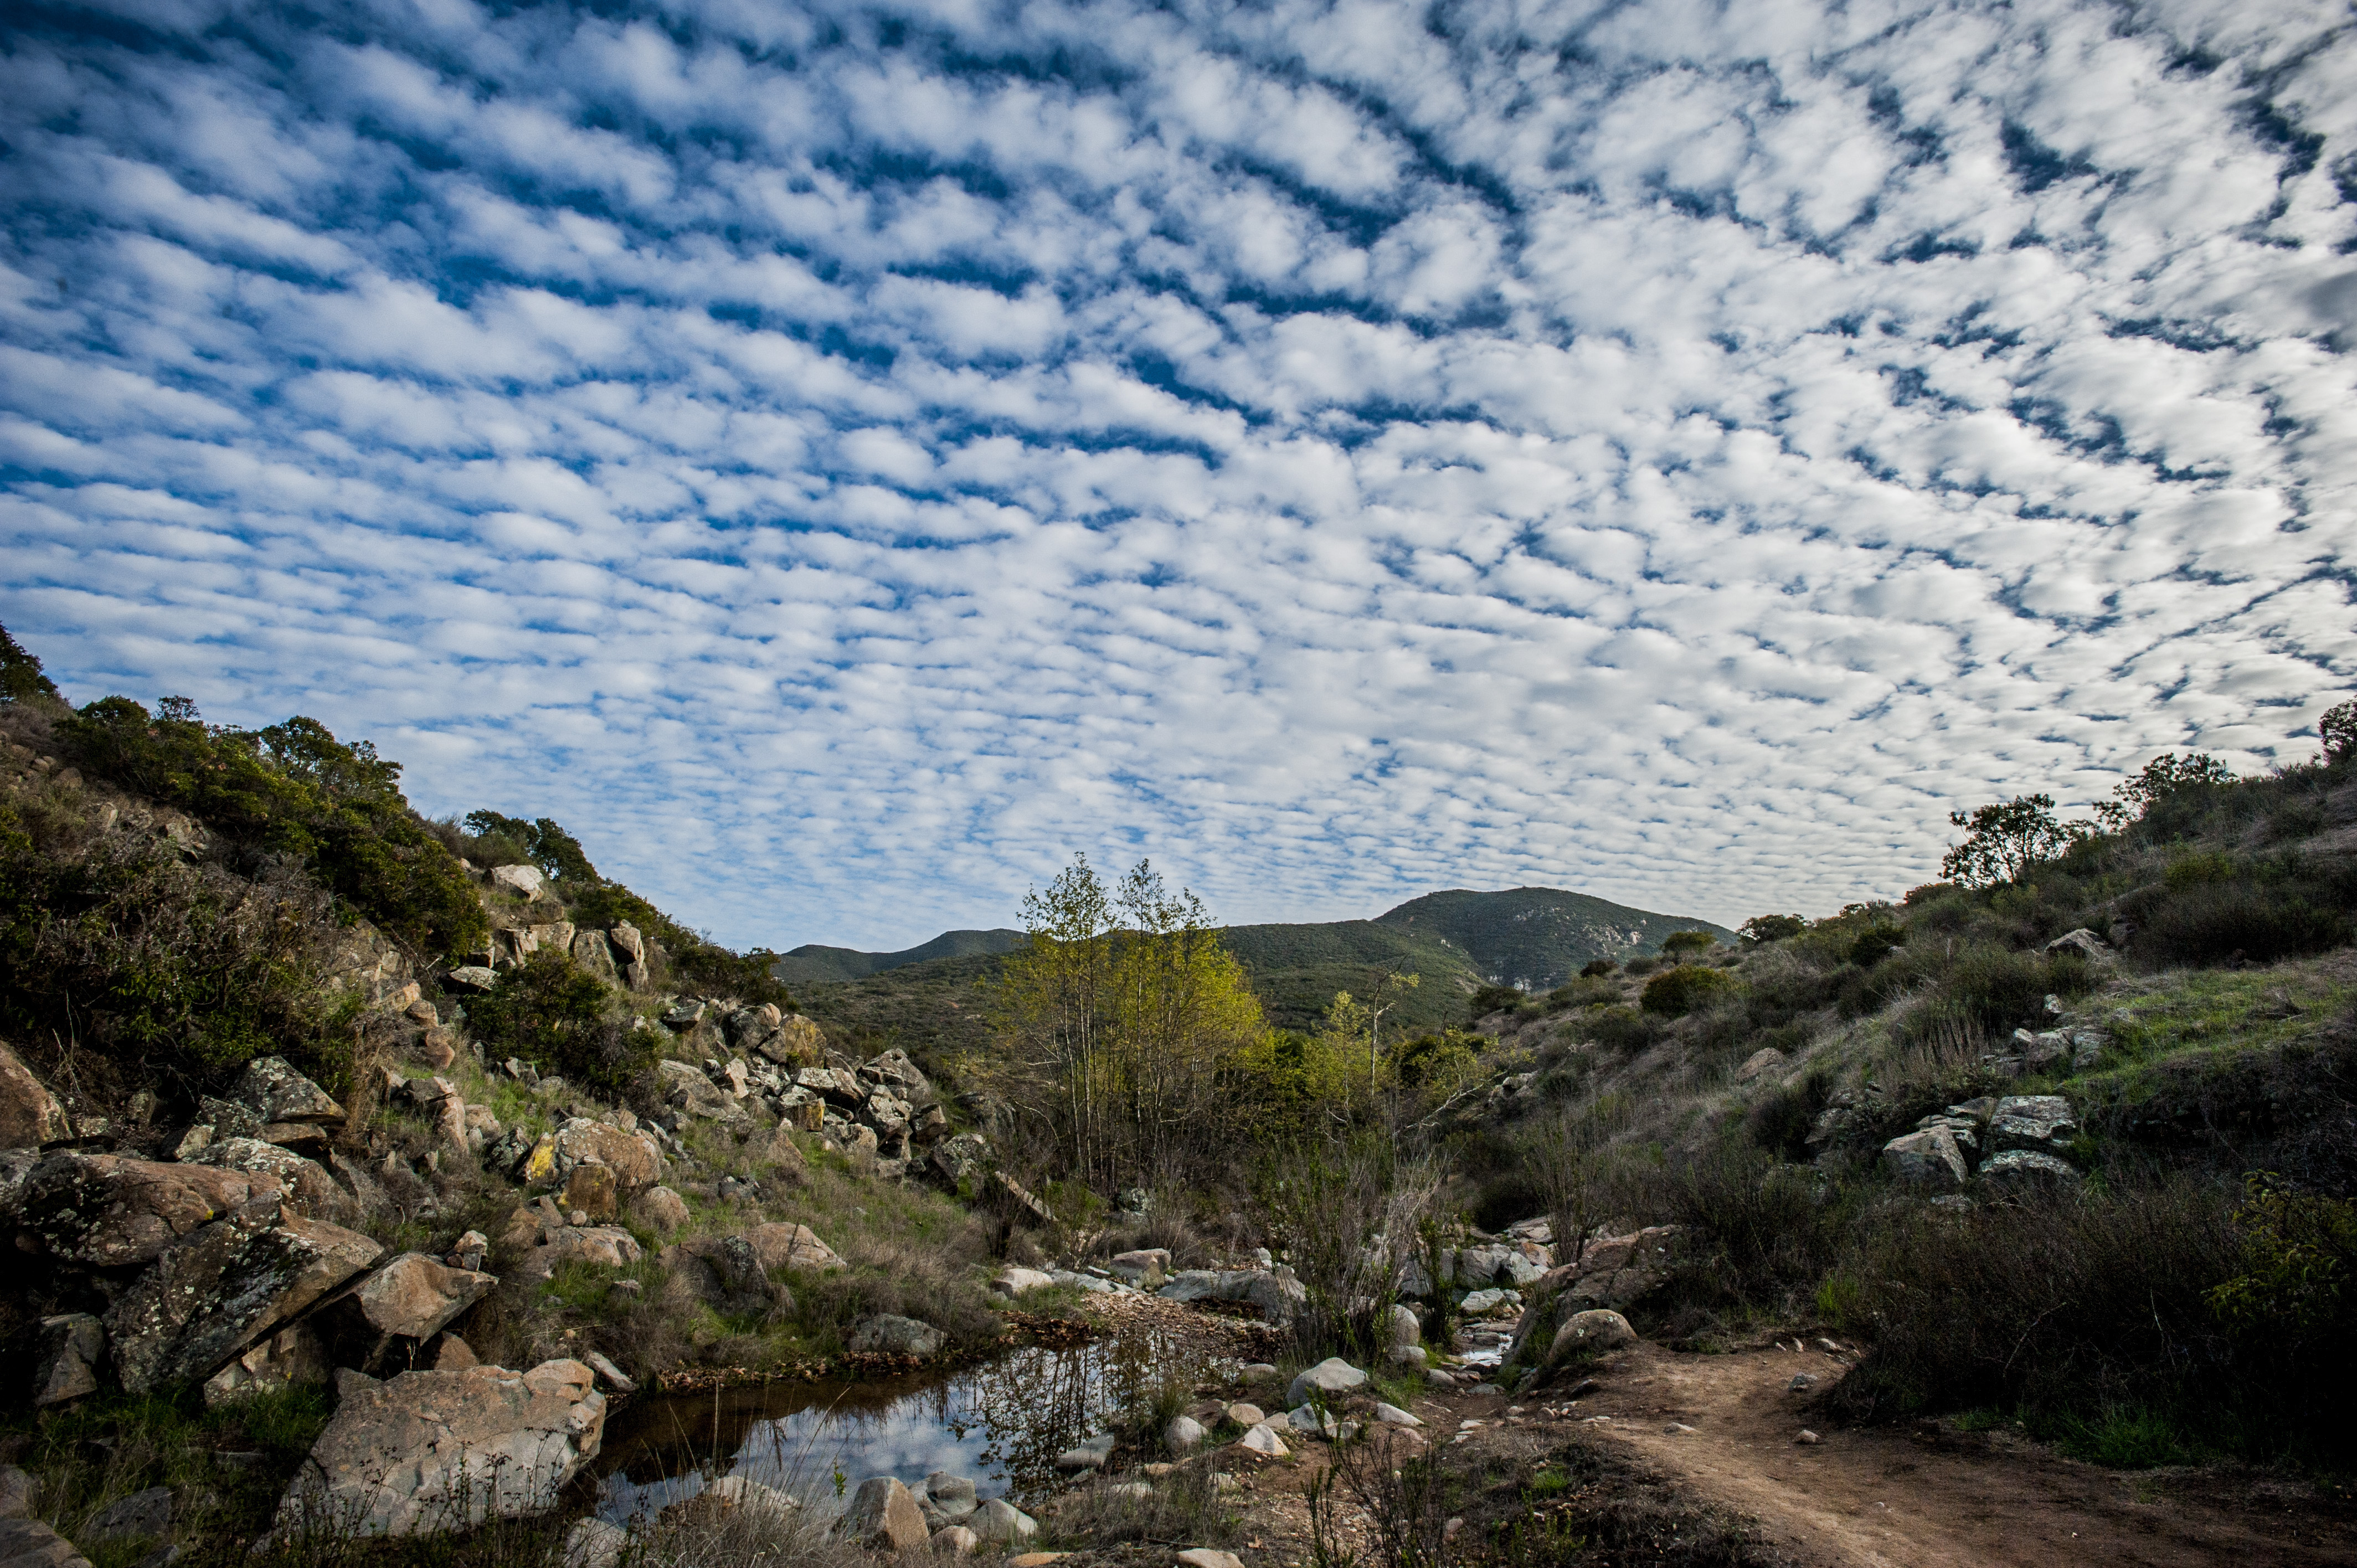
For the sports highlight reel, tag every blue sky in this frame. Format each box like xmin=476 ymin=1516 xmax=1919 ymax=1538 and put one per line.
xmin=4 ymin=0 xmax=2354 ymax=952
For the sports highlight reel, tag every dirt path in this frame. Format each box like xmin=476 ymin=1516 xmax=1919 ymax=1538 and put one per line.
xmin=1541 ymin=1341 xmax=2355 ymax=1567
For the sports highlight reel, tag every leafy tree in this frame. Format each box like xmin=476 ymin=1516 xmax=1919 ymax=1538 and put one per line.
xmin=1739 ymin=914 xmax=1806 ymax=946
xmin=1660 ymin=929 xmax=1717 ymax=956
xmin=0 ymin=623 xmax=61 ymax=704
xmin=1939 ymin=795 xmax=2086 ymax=888
xmin=2091 ymin=754 xmax=2237 ymax=832
xmin=1466 ymin=983 xmax=1524 ymax=1021
xmin=2317 ymin=699 xmax=2355 ymax=764
xmin=466 ymin=948 xmax=651 ymax=1094
xmin=465 ymin=810 xmax=600 ymax=884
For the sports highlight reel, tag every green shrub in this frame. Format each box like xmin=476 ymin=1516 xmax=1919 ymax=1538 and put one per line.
xmin=55 ymin=698 xmax=486 ymax=960
xmin=1638 ymin=964 xmax=1738 ymax=1017
xmin=1660 ymin=930 xmax=1717 ymax=957
xmin=1576 ymin=1004 xmax=1654 ymax=1051
xmin=2132 ymin=882 xmax=2349 ymax=966
xmin=1578 ymin=957 xmax=1619 ymax=977
xmin=1847 ymin=926 xmax=1903 ymax=966
xmin=1394 ymin=1030 xmax=1480 ymax=1089
xmin=1466 ymin=983 xmax=1525 ymax=1021
xmin=464 ymin=950 xmax=650 ymax=1093
xmin=1738 ymin=914 xmax=1805 ymax=945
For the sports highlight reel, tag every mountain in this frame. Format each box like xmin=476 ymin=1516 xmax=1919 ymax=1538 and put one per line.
xmin=771 ymin=928 xmax=1027 ymax=986
xmin=1375 ymin=886 xmax=1735 ymax=991
xmin=785 ymin=886 xmax=1731 ymax=1044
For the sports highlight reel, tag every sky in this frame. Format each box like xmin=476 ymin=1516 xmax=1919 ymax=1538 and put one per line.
xmin=4 ymin=0 xmax=2355 ymax=952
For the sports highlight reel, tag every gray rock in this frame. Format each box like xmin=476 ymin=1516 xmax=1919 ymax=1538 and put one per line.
xmin=841 ymin=1477 xmax=929 ymax=1550
xmin=1054 ymin=1432 xmax=1118 ymax=1471
xmin=1880 ymin=1127 xmax=1967 ymax=1191
xmin=1550 ymin=1308 xmax=1637 ymax=1358
xmin=489 ymin=864 xmax=545 ymax=897
xmin=1108 ymin=1248 xmax=1171 ymax=1283
xmin=990 ymin=1267 xmax=1057 ymax=1296
xmin=0 ymin=1040 xmax=70 ymax=1149
xmin=106 ymin=1200 xmax=382 ymax=1395
xmin=1459 ymin=1287 xmax=1520 ymax=1316
xmin=1235 ymin=1423 xmax=1289 ymax=1458
xmin=655 ymin=1061 xmax=745 ymax=1125
xmin=925 ymin=1132 xmax=991 ymax=1189
xmin=276 ymin=1359 xmax=606 ymax=1536
xmin=1977 ymin=1149 xmax=2082 ymax=1195
xmin=969 ymin=1498 xmax=1037 ymax=1545
xmin=1165 ymin=1414 xmax=1206 ymax=1453
xmin=83 ymin=1487 xmax=171 ymax=1545
xmin=443 ymin=967 xmax=500 ymax=994
xmin=228 ymin=1057 xmax=345 ymax=1125
xmin=0 ymin=1518 xmax=93 ymax=1568
xmin=1388 ymin=1302 xmax=1422 ymax=1347
xmin=1286 ymin=1357 xmax=1368 ymax=1407
xmin=632 ymin=1186 xmax=689 ymax=1234
xmin=0 ymin=1466 xmax=39 ymax=1521
xmin=1990 ymin=1095 xmax=2078 ymax=1153
xmin=848 ymin=1314 xmax=943 ymax=1357
xmin=33 ymin=1314 xmax=103 ymax=1407
xmin=2045 ymin=928 xmax=2111 ymax=961
xmin=924 ymin=1473 xmax=977 ymax=1519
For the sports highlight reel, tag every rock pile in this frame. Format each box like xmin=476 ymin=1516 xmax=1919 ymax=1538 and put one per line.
xmin=1881 ymin=1095 xmax=2085 ymax=1198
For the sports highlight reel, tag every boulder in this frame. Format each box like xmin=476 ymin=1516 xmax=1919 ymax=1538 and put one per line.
xmin=203 ymin=1321 xmax=330 ymax=1406
xmin=1387 ymin=1303 xmax=1422 ymax=1347
xmin=561 ymin=1518 xmax=628 ymax=1568
xmin=927 ymin=1132 xmax=992 ymax=1189
xmin=632 ymin=1186 xmax=690 ymax=1234
xmin=1226 ymin=1402 xmax=1265 ymax=1426
xmin=860 ymin=1048 xmax=932 ymax=1099
xmin=850 ymin=1314 xmax=943 ymax=1356
xmin=1978 ymin=1149 xmax=2082 ymax=1196
xmin=1055 ymin=1433 xmax=1117 ymax=1471
xmin=2045 ymin=928 xmax=2111 ymax=961
xmin=925 ymin=1473 xmax=979 ymax=1518
xmin=433 ymin=1335 xmax=481 ymax=1371
xmin=106 ymin=1200 xmax=382 ymax=1395
xmin=16 ymin=1152 xmax=289 ymax=1267
xmin=517 ymin=1226 xmax=644 ymax=1281
xmin=1235 ymin=1423 xmax=1289 ymax=1458
xmin=1165 ymin=1415 xmax=1205 ymax=1453
xmin=0 ymin=1466 xmax=38 ymax=1520
xmin=1373 ymin=1402 xmax=1422 ymax=1427
xmin=991 ymin=1267 xmax=1057 ymax=1296
xmin=1286 ymin=1357 xmax=1368 ymax=1408
xmin=1108 ymin=1248 xmax=1171 ymax=1284
xmin=183 ymin=1137 xmax=348 ymax=1221
xmin=969 ymin=1498 xmax=1038 ymax=1545
xmin=560 ymin=1163 xmax=617 ymax=1223
xmin=794 ymin=1066 xmax=865 ymax=1106
xmin=81 ymin=1487 xmax=170 ymax=1546
xmin=0 ymin=1041 xmax=70 ymax=1149
xmin=444 ymin=966 xmax=500 ymax=994
xmin=333 ymin=1251 xmax=498 ymax=1343
xmin=1550 ymin=1309 xmax=1637 ymax=1358
xmin=655 ymin=1061 xmax=746 ymax=1125
xmin=1459 ymin=1287 xmax=1520 ymax=1316
xmin=0 ymin=1519 xmax=91 ymax=1568
xmin=228 ymin=1057 xmax=345 ymax=1125
xmin=570 ymin=930 xmax=618 ymax=983
xmin=842 ymin=1477 xmax=929 ymax=1550
xmin=490 ymin=864 xmax=546 ymax=897
xmin=932 ymin=1526 xmax=979 ymax=1555
xmin=742 ymin=1222 xmax=845 ymax=1273
xmin=1990 ymin=1096 xmax=2078 ymax=1154
xmin=1735 ymin=1047 xmax=1787 ymax=1084
xmin=277 ymin=1359 xmax=606 ymax=1536
xmin=1880 ymin=1127 xmax=1968 ymax=1192
xmin=1177 ymin=1552 xmax=1244 ymax=1568
xmin=755 ymin=1015 xmax=825 ymax=1066
xmin=608 ymin=924 xmax=645 ymax=964
xmin=32 ymin=1314 xmax=103 ymax=1406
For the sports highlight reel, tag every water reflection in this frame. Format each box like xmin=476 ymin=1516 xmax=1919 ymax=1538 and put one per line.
xmin=592 ymin=1324 xmax=1210 ymax=1525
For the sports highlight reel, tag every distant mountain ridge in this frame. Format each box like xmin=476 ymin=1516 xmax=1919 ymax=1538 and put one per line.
xmin=778 ymin=887 xmax=1730 ymax=1038
xmin=772 ymin=927 xmax=1027 ymax=986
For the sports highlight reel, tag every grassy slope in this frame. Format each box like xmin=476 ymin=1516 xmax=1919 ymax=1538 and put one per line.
xmin=1377 ymin=885 xmax=1738 ymax=990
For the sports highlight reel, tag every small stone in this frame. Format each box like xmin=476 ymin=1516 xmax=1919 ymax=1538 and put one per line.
xmin=1225 ymin=1402 xmax=1264 ymax=1426
xmin=1176 ymin=1551 xmax=1244 ymax=1568
xmin=1664 ymin=1422 xmax=1697 ymax=1434
xmin=1796 ymin=1429 xmax=1821 ymax=1445
xmin=584 ymin=1350 xmax=636 ymax=1393
xmin=1373 ymin=1402 xmax=1422 ymax=1427
xmin=1054 ymin=1432 xmax=1117 ymax=1471
xmin=0 ymin=1467 xmax=40 ymax=1520
xmin=1788 ymin=1374 xmax=1814 ymax=1391
xmin=1236 ymin=1423 xmax=1289 ymax=1458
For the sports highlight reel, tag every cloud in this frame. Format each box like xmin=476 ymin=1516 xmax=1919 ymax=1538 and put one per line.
xmin=1 ymin=0 xmax=2352 ymax=951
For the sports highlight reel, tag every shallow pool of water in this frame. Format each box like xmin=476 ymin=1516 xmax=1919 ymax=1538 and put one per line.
xmin=590 ymin=1322 xmax=1215 ymax=1526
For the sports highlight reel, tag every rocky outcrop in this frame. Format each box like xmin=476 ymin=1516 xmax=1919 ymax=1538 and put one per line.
xmin=1978 ymin=1149 xmax=2082 ymax=1195
xmin=1989 ymin=1095 xmax=2078 ymax=1154
xmin=105 ymin=1198 xmax=382 ymax=1394
xmin=326 ymin=1251 xmax=498 ymax=1350
xmin=16 ymin=1152 xmax=289 ymax=1267
xmin=1881 ymin=1126 xmax=1967 ymax=1190
xmin=227 ymin=1056 xmax=345 ymax=1127
xmin=183 ymin=1137 xmax=348 ymax=1221
xmin=277 ymin=1359 xmax=607 ymax=1536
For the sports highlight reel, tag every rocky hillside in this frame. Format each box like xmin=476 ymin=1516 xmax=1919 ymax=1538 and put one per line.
xmin=1375 ymin=886 xmax=1736 ymax=991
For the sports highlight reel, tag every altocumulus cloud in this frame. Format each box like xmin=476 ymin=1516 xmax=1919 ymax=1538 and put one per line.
xmin=3 ymin=0 xmax=2355 ymax=948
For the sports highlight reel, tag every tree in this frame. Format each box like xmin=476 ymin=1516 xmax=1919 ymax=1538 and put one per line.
xmin=0 ymin=623 xmax=61 ymax=704
xmin=992 ymin=855 xmax=1266 ymax=1190
xmin=2090 ymin=754 xmax=2237 ymax=832
xmin=1661 ymin=929 xmax=1717 ymax=956
xmin=2316 ymin=700 xmax=2355 ymax=765
xmin=465 ymin=811 xmax=601 ymax=883
xmin=1939 ymin=795 xmax=2086 ymax=887
xmin=1739 ymin=914 xmax=1805 ymax=946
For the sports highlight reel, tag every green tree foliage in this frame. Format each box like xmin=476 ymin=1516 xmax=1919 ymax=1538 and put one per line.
xmin=2208 ymin=1174 xmax=2356 ymax=1337
xmin=1659 ymin=929 xmax=1717 ymax=956
xmin=1465 ymin=983 xmax=1524 ymax=1021
xmin=465 ymin=949 xmax=652 ymax=1094
xmin=1578 ymin=957 xmax=1618 ymax=977
xmin=0 ymin=623 xmax=61 ymax=704
xmin=2091 ymin=754 xmax=2238 ymax=832
xmin=1939 ymin=794 xmax=2087 ymax=888
xmin=54 ymin=698 xmax=486 ymax=960
xmin=2322 ymin=699 xmax=2356 ymax=764
xmin=464 ymin=810 xmax=600 ymax=884
xmin=1738 ymin=914 xmax=1805 ymax=946
xmin=992 ymin=855 xmax=1267 ymax=1189
xmin=1638 ymin=963 xmax=1738 ymax=1017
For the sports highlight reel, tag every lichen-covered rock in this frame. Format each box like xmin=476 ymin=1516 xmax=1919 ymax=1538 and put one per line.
xmin=105 ymin=1199 xmax=382 ymax=1394
xmin=0 ymin=1517 xmax=94 ymax=1568
xmin=859 ymin=1048 xmax=932 ymax=1099
xmin=850 ymin=1314 xmax=943 ymax=1356
xmin=842 ymin=1477 xmax=929 ymax=1550
xmin=549 ymin=1118 xmax=662 ymax=1193
xmin=1881 ymin=1126 xmax=1968 ymax=1191
xmin=183 ymin=1137 xmax=348 ymax=1221
xmin=632 ymin=1186 xmax=689 ymax=1234
xmin=0 ymin=1040 xmax=70 ymax=1149
xmin=277 ymin=1359 xmax=606 ymax=1536
xmin=32 ymin=1315 xmax=102 ymax=1407
xmin=1550 ymin=1308 xmax=1637 ymax=1358
xmin=655 ymin=1061 xmax=745 ymax=1125
xmin=741 ymin=1222 xmax=843 ymax=1272
xmin=334 ymin=1252 xmax=498 ymax=1343
xmin=1977 ymin=1148 xmax=2082 ymax=1195
xmin=1990 ymin=1096 xmax=2078 ymax=1154
xmin=228 ymin=1057 xmax=345 ymax=1125
xmin=17 ymin=1152 xmax=289 ymax=1267
xmin=516 ymin=1226 xmax=642 ymax=1281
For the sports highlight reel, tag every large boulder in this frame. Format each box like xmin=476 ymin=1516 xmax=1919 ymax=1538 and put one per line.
xmin=549 ymin=1118 xmax=662 ymax=1193
xmin=105 ymin=1199 xmax=382 ymax=1395
xmin=742 ymin=1223 xmax=845 ymax=1273
xmin=0 ymin=1040 xmax=70 ymax=1149
xmin=925 ymin=1132 xmax=991 ymax=1189
xmin=331 ymin=1252 xmax=498 ymax=1345
xmin=16 ymin=1152 xmax=289 ymax=1267
xmin=1550 ymin=1308 xmax=1636 ymax=1358
xmin=489 ymin=863 xmax=546 ymax=898
xmin=182 ymin=1138 xmax=348 ymax=1221
xmin=1978 ymin=1149 xmax=2082 ymax=1196
xmin=227 ymin=1057 xmax=345 ymax=1126
xmin=516 ymin=1226 xmax=643 ymax=1282
xmin=569 ymin=929 xmax=618 ymax=983
xmin=632 ymin=1187 xmax=689 ymax=1234
xmin=1880 ymin=1127 xmax=1968 ymax=1192
xmin=754 ymin=1015 xmax=825 ymax=1067
xmin=793 ymin=1066 xmax=865 ymax=1106
xmin=277 ymin=1359 xmax=606 ymax=1536
xmin=859 ymin=1049 xmax=932 ymax=1100
xmin=842 ymin=1477 xmax=929 ymax=1550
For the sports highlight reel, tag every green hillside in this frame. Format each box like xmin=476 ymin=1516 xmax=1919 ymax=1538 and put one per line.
xmin=1376 ymin=886 xmax=1734 ymax=990
xmin=773 ymin=927 xmax=1025 ymax=986
xmin=1217 ymin=920 xmax=1481 ymax=1034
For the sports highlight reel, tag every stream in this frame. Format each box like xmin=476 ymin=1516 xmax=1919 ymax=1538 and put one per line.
xmin=589 ymin=1320 xmax=1217 ymax=1526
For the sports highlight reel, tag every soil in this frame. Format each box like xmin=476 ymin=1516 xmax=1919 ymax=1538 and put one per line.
xmin=1190 ymin=1336 xmax=2357 ymax=1568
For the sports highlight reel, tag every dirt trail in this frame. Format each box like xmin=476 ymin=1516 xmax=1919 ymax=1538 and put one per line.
xmin=1557 ymin=1342 xmax=2353 ymax=1567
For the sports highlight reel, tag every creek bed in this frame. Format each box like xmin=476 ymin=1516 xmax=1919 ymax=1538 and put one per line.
xmin=589 ymin=1319 xmax=1214 ymax=1525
